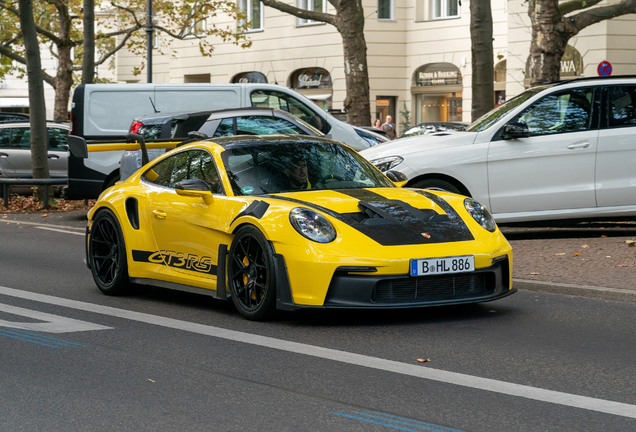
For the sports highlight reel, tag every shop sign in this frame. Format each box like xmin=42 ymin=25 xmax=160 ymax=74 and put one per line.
xmin=291 ymin=67 xmax=332 ymax=89
xmin=231 ymin=71 xmax=267 ymax=84
xmin=414 ymin=63 xmax=462 ymax=86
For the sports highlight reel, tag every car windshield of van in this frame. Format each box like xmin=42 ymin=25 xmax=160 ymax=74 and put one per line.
xmin=221 ymin=141 xmax=394 ymax=196
xmin=466 ymin=85 xmax=553 ymax=132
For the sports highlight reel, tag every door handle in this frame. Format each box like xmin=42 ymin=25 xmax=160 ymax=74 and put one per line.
xmin=0 ymin=152 xmax=8 ymax=158
xmin=567 ymin=142 xmax=590 ymax=149
xmin=48 ymin=154 xmax=59 ymax=159
xmin=153 ymin=209 xmax=167 ymax=219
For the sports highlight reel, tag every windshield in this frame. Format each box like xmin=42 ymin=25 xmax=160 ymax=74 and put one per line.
xmin=466 ymin=85 xmax=553 ymax=132
xmin=221 ymin=140 xmax=394 ymax=196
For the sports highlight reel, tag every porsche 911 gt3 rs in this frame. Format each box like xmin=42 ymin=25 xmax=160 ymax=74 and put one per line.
xmin=82 ymin=134 xmax=515 ymax=320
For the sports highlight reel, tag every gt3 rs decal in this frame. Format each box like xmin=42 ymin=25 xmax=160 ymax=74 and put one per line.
xmin=132 ymin=250 xmax=217 ymax=274
xmin=263 ymin=189 xmax=474 ymax=246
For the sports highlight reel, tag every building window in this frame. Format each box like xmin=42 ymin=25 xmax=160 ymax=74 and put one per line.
xmin=430 ymin=0 xmax=459 ymax=19
xmin=239 ymin=0 xmax=263 ymax=31
xmin=297 ymin=0 xmax=326 ymax=26
xmin=378 ymin=0 xmax=394 ymax=20
xmin=184 ymin=19 xmax=207 ymax=38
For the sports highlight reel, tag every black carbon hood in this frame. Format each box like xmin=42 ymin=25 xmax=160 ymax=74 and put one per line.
xmin=264 ymin=189 xmax=474 ymax=246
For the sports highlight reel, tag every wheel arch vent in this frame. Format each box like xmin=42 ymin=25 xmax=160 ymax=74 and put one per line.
xmin=125 ymin=197 xmax=140 ymax=230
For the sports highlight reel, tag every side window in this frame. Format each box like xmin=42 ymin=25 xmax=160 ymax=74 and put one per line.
xmin=0 ymin=128 xmax=11 ymax=148
xmin=142 ymin=150 xmax=223 ymax=194
xmin=11 ymin=127 xmax=31 ymax=148
xmin=608 ymin=86 xmax=636 ymax=128
xmin=48 ymin=128 xmax=69 ymax=150
xmin=235 ymin=116 xmax=305 ymax=135
xmin=517 ymin=88 xmax=594 ymax=136
xmin=213 ymin=118 xmax=234 ymax=137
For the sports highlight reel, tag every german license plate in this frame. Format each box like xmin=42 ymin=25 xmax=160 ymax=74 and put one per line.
xmin=410 ymin=255 xmax=475 ymax=277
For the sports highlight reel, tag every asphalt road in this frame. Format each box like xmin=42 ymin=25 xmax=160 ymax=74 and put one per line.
xmin=2 ymin=221 xmax=636 ymax=431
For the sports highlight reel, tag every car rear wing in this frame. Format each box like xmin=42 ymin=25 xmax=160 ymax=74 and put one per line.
xmin=67 ymin=134 xmax=182 ymax=162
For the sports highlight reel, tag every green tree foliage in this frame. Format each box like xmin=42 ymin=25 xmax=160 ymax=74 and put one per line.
xmin=0 ymin=0 xmax=251 ymax=120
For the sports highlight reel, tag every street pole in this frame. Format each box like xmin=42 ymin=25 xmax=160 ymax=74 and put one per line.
xmin=146 ymin=0 xmax=153 ymax=83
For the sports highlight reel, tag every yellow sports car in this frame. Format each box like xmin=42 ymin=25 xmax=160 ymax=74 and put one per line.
xmin=83 ymin=135 xmax=514 ymax=320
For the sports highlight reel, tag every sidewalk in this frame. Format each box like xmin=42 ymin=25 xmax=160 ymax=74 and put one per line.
xmin=2 ymin=209 xmax=636 ymax=302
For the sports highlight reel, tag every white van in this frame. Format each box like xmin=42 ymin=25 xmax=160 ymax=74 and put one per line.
xmin=67 ymin=83 xmax=383 ymax=199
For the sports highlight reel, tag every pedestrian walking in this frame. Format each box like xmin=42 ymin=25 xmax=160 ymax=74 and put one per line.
xmin=381 ymin=115 xmax=397 ymax=140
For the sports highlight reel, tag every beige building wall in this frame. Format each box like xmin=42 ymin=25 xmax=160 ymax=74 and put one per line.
xmin=115 ymin=0 xmax=636 ymax=131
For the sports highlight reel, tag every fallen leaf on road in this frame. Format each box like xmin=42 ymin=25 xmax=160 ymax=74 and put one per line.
xmin=148 ymin=379 xmax=155 ymax=382
xmin=581 ymin=244 xmax=589 ymax=248
xmin=417 ymin=358 xmax=431 ymax=363
xmin=626 ymin=240 xmax=636 ymax=247
xmin=530 ymin=272 xmax=540 ymax=275
xmin=573 ymin=252 xmax=581 ymax=256
xmin=41 ymin=214 xmax=48 ymax=217
xmin=601 ymin=235 xmax=608 ymax=238
xmin=555 ymin=253 xmax=565 ymax=256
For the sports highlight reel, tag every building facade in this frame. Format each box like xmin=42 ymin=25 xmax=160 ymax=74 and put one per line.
xmin=112 ymin=0 xmax=636 ymax=133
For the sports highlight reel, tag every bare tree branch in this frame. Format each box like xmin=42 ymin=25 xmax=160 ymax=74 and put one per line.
xmin=569 ymin=0 xmax=636 ymax=32
xmin=558 ymin=0 xmax=603 ymax=16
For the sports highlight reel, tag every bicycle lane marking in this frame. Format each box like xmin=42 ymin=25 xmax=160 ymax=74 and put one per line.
xmin=0 ymin=284 xmax=635 ymax=419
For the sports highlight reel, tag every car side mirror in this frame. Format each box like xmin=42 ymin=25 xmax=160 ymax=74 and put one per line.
xmin=501 ymin=122 xmax=530 ymax=140
xmin=68 ymin=135 xmax=88 ymax=158
xmin=385 ymin=170 xmax=408 ymax=187
xmin=175 ymin=179 xmax=214 ymax=205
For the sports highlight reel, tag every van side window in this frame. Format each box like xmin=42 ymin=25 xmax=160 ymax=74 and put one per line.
xmin=608 ymin=86 xmax=636 ymax=128
xmin=250 ymin=90 xmax=329 ymax=133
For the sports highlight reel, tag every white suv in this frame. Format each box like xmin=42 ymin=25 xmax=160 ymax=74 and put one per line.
xmin=361 ymin=77 xmax=636 ymax=223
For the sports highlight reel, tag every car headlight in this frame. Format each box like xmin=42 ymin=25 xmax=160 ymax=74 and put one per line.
xmin=289 ymin=208 xmax=336 ymax=243
xmin=370 ymin=156 xmax=404 ymax=172
xmin=464 ymin=198 xmax=496 ymax=232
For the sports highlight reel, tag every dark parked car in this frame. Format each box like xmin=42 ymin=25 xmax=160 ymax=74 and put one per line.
xmin=120 ymin=107 xmax=323 ymax=180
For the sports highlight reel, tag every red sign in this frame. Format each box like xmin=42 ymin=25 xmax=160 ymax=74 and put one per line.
xmin=598 ymin=61 xmax=612 ymax=77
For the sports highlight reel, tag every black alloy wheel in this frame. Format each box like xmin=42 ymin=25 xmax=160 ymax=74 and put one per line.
xmin=228 ymin=225 xmax=277 ymax=320
xmin=89 ymin=209 xmax=131 ymax=295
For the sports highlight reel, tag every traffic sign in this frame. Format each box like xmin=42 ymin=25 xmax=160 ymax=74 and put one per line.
xmin=598 ymin=61 xmax=612 ymax=76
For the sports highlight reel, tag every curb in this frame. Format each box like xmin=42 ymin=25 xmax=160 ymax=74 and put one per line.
xmin=514 ymin=279 xmax=636 ymax=303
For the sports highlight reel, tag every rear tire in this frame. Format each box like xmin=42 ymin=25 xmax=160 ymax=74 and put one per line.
xmin=88 ymin=209 xmax=131 ymax=295
xmin=228 ymin=225 xmax=277 ymax=321
xmin=411 ymin=178 xmax=463 ymax=195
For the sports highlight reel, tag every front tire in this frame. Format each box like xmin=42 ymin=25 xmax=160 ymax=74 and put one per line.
xmin=228 ymin=225 xmax=277 ymax=321
xmin=411 ymin=178 xmax=463 ymax=195
xmin=88 ymin=209 xmax=131 ymax=295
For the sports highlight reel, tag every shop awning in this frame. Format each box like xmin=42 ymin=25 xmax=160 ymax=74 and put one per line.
xmin=0 ymin=97 xmax=29 ymax=107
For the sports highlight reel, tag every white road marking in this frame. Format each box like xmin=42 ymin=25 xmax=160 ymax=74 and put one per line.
xmin=2 ymin=219 xmax=85 ymax=231
xmin=35 ymin=226 xmax=84 ymax=236
xmin=0 ymin=285 xmax=634 ymax=419
xmin=0 ymin=303 xmax=112 ymax=333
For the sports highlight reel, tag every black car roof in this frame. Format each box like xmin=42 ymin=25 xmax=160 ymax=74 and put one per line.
xmin=207 ymin=134 xmax=339 ymax=149
xmin=134 ymin=107 xmax=282 ymax=124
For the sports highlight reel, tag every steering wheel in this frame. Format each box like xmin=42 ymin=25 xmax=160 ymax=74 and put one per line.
xmin=318 ymin=174 xmax=345 ymax=184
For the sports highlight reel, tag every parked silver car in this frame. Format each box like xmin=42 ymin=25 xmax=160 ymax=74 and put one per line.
xmin=0 ymin=122 xmax=70 ymax=179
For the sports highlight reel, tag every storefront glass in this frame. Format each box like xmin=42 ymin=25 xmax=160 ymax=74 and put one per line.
xmin=412 ymin=63 xmax=463 ymax=123
xmin=231 ymin=71 xmax=268 ymax=84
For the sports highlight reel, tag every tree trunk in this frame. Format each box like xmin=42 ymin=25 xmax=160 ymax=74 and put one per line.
xmin=82 ymin=0 xmax=95 ymax=85
xmin=470 ymin=0 xmax=494 ymax=120
xmin=528 ymin=0 xmax=570 ymax=86
xmin=18 ymin=0 xmax=50 ymax=189
xmin=53 ymin=44 xmax=74 ymax=121
xmin=334 ymin=0 xmax=371 ymax=126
